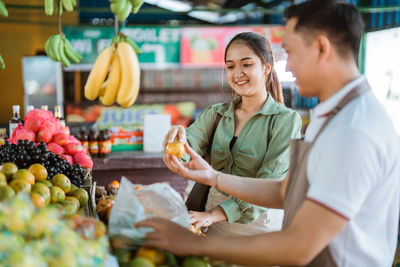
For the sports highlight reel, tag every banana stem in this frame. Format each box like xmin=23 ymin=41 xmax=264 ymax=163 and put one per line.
xmin=114 ymin=14 xmax=118 ymax=38
xmin=58 ymin=12 xmax=62 ymax=34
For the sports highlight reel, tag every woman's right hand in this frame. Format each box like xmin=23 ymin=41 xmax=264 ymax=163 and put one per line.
xmin=163 ymin=143 xmax=220 ymax=187
xmin=163 ymin=125 xmax=186 ymax=148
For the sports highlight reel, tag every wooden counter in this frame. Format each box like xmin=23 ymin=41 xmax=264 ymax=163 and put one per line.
xmin=91 ymin=151 xmax=188 ymax=196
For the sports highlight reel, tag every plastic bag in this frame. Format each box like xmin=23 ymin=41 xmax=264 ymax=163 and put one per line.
xmin=108 ymin=177 xmax=190 ymax=247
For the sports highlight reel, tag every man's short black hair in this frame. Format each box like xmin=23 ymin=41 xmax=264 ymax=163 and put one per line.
xmin=284 ymin=0 xmax=364 ymax=61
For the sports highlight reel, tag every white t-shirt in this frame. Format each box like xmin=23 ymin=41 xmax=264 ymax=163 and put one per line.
xmin=305 ymin=76 xmax=400 ymax=267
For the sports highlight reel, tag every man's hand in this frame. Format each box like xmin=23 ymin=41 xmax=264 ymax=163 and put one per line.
xmin=163 ymin=143 xmax=220 ymax=187
xmin=135 ymin=218 xmax=201 ymax=256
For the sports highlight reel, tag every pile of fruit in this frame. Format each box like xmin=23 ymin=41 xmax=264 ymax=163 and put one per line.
xmin=0 ymin=161 xmax=89 ymax=214
xmin=44 ymin=0 xmax=77 ymax=16
xmin=0 ymin=194 xmax=108 ymax=266
xmin=95 ymin=180 xmax=120 ymax=224
xmin=8 ymin=108 xmax=93 ymax=170
xmin=0 ymin=141 xmax=87 ymax=187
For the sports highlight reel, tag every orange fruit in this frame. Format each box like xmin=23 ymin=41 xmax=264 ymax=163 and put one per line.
xmin=0 ymin=172 xmax=7 ymax=184
xmin=1 ymin=162 xmax=18 ymax=181
xmin=136 ymin=247 xmax=165 ymax=265
xmin=129 ymin=257 xmax=155 ymax=267
xmin=31 ymin=193 xmax=46 ymax=208
xmin=28 ymin=163 xmax=48 ymax=182
xmin=31 ymin=183 xmax=51 ymax=205
xmin=182 ymin=256 xmax=207 ymax=267
xmin=0 ymin=185 xmax=15 ymax=201
xmin=37 ymin=180 xmax=53 ymax=188
xmin=111 ymin=180 xmax=120 ymax=189
xmin=165 ymin=140 xmax=185 ymax=159
xmin=12 ymin=169 xmax=35 ymax=185
xmin=94 ymin=220 xmax=107 ymax=238
xmin=70 ymin=188 xmax=89 ymax=207
xmin=50 ymin=186 xmax=65 ymax=203
xmin=9 ymin=179 xmax=31 ymax=193
xmin=51 ymin=174 xmax=71 ymax=193
xmin=64 ymin=196 xmax=80 ymax=210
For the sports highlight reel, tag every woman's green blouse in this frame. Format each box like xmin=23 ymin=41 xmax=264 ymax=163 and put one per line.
xmin=186 ymin=95 xmax=302 ymax=224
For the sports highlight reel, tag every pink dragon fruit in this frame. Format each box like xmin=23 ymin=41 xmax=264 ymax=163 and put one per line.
xmin=52 ymin=131 xmax=68 ymax=146
xmin=47 ymin=143 xmax=65 ymax=155
xmin=24 ymin=109 xmax=53 ymax=133
xmin=65 ymin=142 xmax=84 ymax=155
xmin=9 ymin=124 xmax=36 ymax=144
xmin=73 ymin=151 xmax=93 ymax=169
xmin=61 ymin=154 xmax=74 ymax=165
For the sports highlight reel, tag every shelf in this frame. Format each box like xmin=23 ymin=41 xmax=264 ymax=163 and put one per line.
xmin=92 ymin=151 xmax=165 ymax=170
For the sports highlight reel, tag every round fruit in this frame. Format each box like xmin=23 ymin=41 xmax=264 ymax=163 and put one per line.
xmin=1 ymin=162 xmax=18 ymax=181
xmin=61 ymin=200 xmax=78 ymax=216
xmin=94 ymin=220 xmax=107 ymax=238
xmin=182 ymin=256 xmax=207 ymax=267
xmin=70 ymin=188 xmax=89 ymax=207
xmin=64 ymin=196 xmax=80 ymax=210
xmin=51 ymin=174 xmax=71 ymax=193
xmin=31 ymin=193 xmax=46 ymax=208
xmin=9 ymin=179 xmax=31 ymax=193
xmin=68 ymin=184 xmax=78 ymax=194
xmin=37 ymin=180 xmax=53 ymax=188
xmin=49 ymin=186 xmax=65 ymax=203
xmin=129 ymin=257 xmax=155 ymax=267
xmin=0 ymin=172 xmax=7 ymax=184
xmin=0 ymin=185 xmax=15 ymax=201
xmin=136 ymin=248 xmax=165 ymax=265
xmin=114 ymin=248 xmax=131 ymax=264
xmin=96 ymin=197 xmax=115 ymax=217
xmin=111 ymin=180 xmax=120 ymax=189
xmin=28 ymin=163 xmax=48 ymax=182
xmin=12 ymin=169 xmax=35 ymax=185
xmin=165 ymin=141 xmax=185 ymax=159
xmin=31 ymin=183 xmax=51 ymax=205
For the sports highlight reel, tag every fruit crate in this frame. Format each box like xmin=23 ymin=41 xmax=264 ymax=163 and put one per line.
xmin=81 ymin=168 xmax=99 ymax=220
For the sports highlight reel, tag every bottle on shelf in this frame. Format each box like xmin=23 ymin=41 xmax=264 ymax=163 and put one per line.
xmin=26 ymin=105 xmax=34 ymax=115
xmin=89 ymin=128 xmax=98 ymax=158
xmin=9 ymin=105 xmax=23 ymax=138
xmin=78 ymin=127 xmax=89 ymax=154
xmin=41 ymin=105 xmax=48 ymax=111
xmin=54 ymin=105 xmax=66 ymax=127
xmin=98 ymin=129 xmax=112 ymax=158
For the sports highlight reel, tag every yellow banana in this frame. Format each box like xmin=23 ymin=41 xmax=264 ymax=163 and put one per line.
xmin=100 ymin=53 xmax=121 ymax=106
xmin=99 ymin=81 xmax=108 ymax=97
xmin=116 ymin=42 xmax=140 ymax=107
xmin=84 ymin=46 xmax=113 ymax=101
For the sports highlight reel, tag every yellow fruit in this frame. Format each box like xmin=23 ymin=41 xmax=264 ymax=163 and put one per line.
xmin=0 ymin=172 xmax=7 ymax=184
xmin=165 ymin=141 xmax=185 ymax=159
xmin=64 ymin=196 xmax=80 ymax=210
xmin=0 ymin=185 xmax=15 ymax=200
xmin=31 ymin=193 xmax=46 ymax=208
xmin=1 ymin=162 xmax=18 ymax=181
xmin=96 ymin=196 xmax=114 ymax=217
xmin=70 ymin=188 xmax=89 ymax=207
xmin=84 ymin=46 xmax=114 ymax=101
xmin=9 ymin=179 xmax=31 ymax=193
xmin=38 ymin=180 xmax=53 ymax=188
xmin=28 ymin=163 xmax=48 ymax=182
xmin=51 ymin=174 xmax=71 ymax=193
xmin=136 ymin=248 xmax=165 ymax=265
xmin=31 ymin=183 xmax=51 ymax=205
xmin=50 ymin=186 xmax=65 ymax=203
xmin=61 ymin=200 xmax=78 ymax=216
xmin=12 ymin=169 xmax=35 ymax=185
xmin=100 ymin=52 xmax=121 ymax=106
xmin=129 ymin=257 xmax=155 ymax=267
xmin=94 ymin=220 xmax=107 ymax=238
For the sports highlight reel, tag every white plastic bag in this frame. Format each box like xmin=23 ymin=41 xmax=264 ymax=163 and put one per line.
xmin=108 ymin=177 xmax=190 ymax=246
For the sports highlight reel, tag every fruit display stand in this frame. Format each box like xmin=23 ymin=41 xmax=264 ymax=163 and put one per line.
xmin=91 ymin=151 xmax=188 ymax=196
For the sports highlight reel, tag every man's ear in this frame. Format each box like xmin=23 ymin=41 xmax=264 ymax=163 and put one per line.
xmin=315 ymin=34 xmax=332 ymax=61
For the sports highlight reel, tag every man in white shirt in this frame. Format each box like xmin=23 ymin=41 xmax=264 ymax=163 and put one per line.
xmin=136 ymin=1 xmax=400 ymax=266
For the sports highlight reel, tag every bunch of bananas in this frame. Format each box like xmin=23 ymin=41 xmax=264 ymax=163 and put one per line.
xmin=110 ymin=0 xmax=144 ymax=21
xmin=0 ymin=54 xmax=5 ymax=70
xmin=84 ymin=36 xmax=141 ymax=108
xmin=44 ymin=0 xmax=76 ymax=16
xmin=45 ymin=34 xmax=82 ymax=67
xmin=0 ymin=0 xmax=8 ymax=17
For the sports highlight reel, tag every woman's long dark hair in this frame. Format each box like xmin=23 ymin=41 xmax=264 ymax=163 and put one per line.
xmin=224 ymin=32 xmax=284 ymax=104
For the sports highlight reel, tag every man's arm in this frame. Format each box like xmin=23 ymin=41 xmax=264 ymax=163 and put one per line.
xmin=137 ymin=200 xmax=348 ymax=266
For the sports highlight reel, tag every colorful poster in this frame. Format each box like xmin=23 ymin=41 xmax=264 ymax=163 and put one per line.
xmin=180 ymin=26 xmax=286 ymax=67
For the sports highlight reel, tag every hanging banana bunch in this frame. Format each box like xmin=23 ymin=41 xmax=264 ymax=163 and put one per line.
xmin=84 ymin=35 xmax=141 ymax=108
xmin=110 ymin=0 xmax=144 ymax=21
xmin=0 ymin=54 xmax=5 ymax=70
xmin=45 ymin=34 xmax=82 ymax=67
xmin=44 ymin=0 xmax=76 ymax=16
xmin=0 ymin=0 xmax=8 ymax=17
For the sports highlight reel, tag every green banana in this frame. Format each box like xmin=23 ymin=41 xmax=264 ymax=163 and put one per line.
xmin=0 ymin=0 xmax=8 ymax=17
xmin=71 ymin=0 xmax=76 ymax=7
xmin=62 ymin=0 xmax=73 ymax=12
xmin=45 ymin=35 xmax=57 ymax=60
xmin=50 ymin=34 xmax=62 ymax=61
xmin=44 ymin=0 xmax=54 ymax=16
xmin=63 ymin=38 xmax=81 ymax=64
xmin=119 ymin=34 xmax=142 ymax=54
xmin=59 ymin=37 xmax=70 ymax=67
xmin=110 ymin=0 xmax=126 ymax=15
xmin=0 ymin=54 xmax=5 ymax=70
xmin=117 ymin=0 xmax=132 ymax=21
xmin=131 ymin=0 xmax=143 ymax=14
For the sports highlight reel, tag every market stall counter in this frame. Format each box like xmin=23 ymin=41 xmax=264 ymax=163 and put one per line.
xmin=92 ymin=151 xmax=188 ymax=196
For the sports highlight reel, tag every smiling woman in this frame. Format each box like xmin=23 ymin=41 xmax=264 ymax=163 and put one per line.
xmin=162 ymin=31 xmax=302 ymax=237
